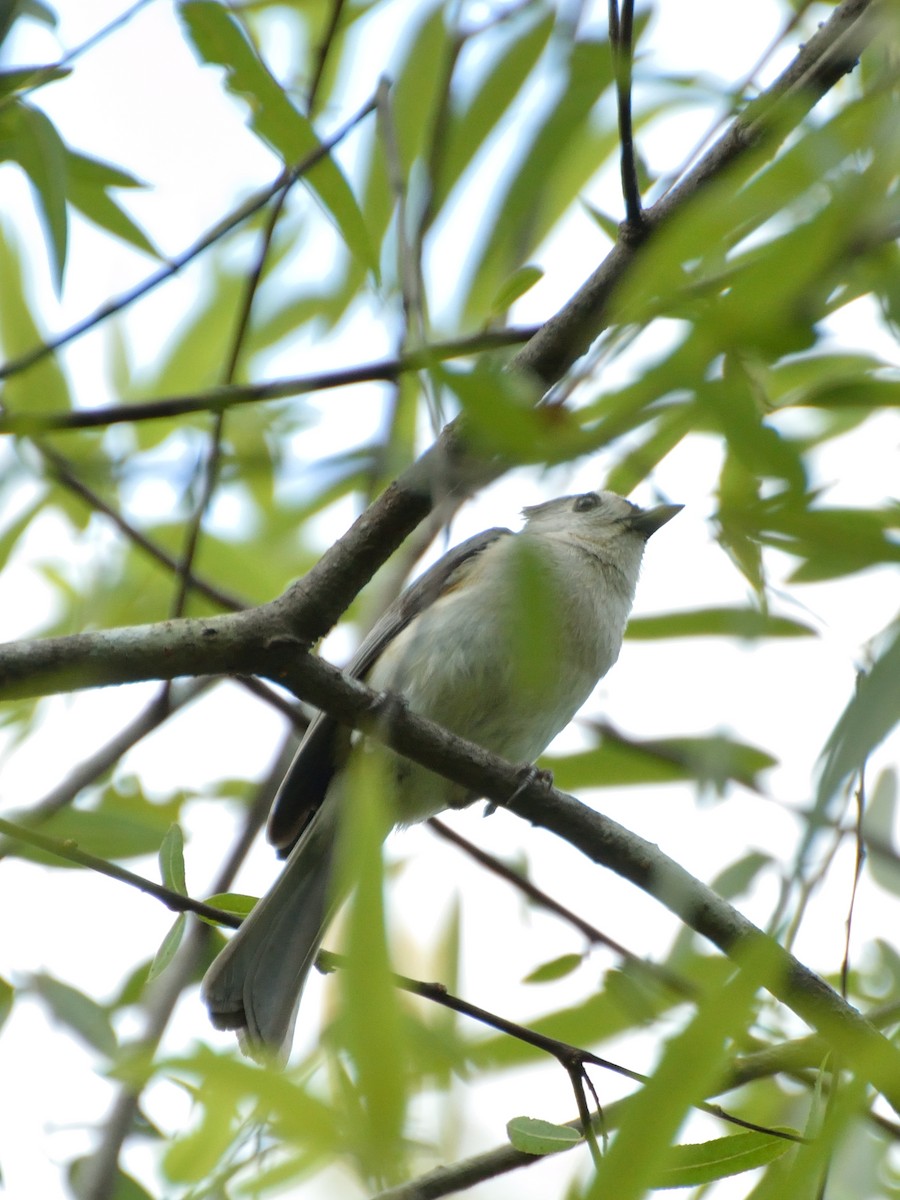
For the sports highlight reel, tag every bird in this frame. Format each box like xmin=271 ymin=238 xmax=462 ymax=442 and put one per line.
xmin=201 ymin=488 xmax=681 ymax=1057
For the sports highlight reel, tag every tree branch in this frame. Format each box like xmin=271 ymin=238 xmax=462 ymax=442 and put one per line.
xmin=6 ymin=614 xmax=896 ymax=1112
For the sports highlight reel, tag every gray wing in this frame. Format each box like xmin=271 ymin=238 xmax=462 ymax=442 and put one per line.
xmin=266 ymin=526 xmax=513 ymax=854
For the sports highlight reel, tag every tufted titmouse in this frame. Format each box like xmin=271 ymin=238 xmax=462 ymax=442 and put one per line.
xmin=202 ymin=489 xmax=681 ymax=1055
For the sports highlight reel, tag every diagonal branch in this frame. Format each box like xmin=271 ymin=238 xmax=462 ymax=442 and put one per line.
xmin=4 ymin=618 xmax=899 ymax=1113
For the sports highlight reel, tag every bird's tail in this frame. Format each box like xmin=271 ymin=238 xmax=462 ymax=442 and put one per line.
xmin=201 ymin=790 xmax=340 ymax=1059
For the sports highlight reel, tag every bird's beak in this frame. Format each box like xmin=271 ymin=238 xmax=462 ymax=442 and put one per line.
xmin=629 ymin=502 xmax=683 ymax=538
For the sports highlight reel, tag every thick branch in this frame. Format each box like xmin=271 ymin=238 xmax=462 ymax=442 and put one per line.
xmin=5 ymin=615 xmax=895 ymax=1110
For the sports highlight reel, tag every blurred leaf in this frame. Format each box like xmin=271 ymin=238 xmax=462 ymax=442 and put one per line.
xmin=653 ymin=1131 xmax=793 ymax=1189
xmin=0 ymin=63 xmax=70 ymax=96
xmin=819 ymin=625 xmax=900 ymax=805
xmin=490 ymin=264 xmax=544 ymax=316
xmin=523 ymin=953 xmax=584 ymax=985
xmin=179 ymin=0 xmax=375 ymax=274
xmin=444 ymin=361 xmax=589 ymax=465
xmin=627 ymin=606 xmax=815 ymax=640
xmin=0 ymin=976 xmax=13 ymax=1033
xmin=66 ymin=149 xmax=160 ymax=259
xmin=700 ymin=361 xmax=806 ymax=491
xmin=507 ymin=1116 xmax=581 ymax=1155
xmin=756 ymin=497 xmax=900 ymax=582
xmin=148 ymin=914 xmax=187 ymax=982
xmin=0 ymin=100 xmax=68 ymax=287
xmin=463 ymin=36 xmax=618 ymax=323
xmin=334 ymin=754 xmax=407 ymax=1180
xmin=29 ymin=972 xmax=117 ymax=1056
xmin=716 ymin=452 xmax=765 ymax=595
xmin=547 ymin=729 xmax=776 ymax=794
xmin=389 ymin=3 xmax=450 ymax=174
xmin=583 ymin=941 xmax=772 ymax=1198
xmin=158 ymin=823 xmax=187 ymax=895
xmin=711 ymin=851 xmax=772 ymax=900
xmin=9 ymin=781 xmax=187 ymax=866
xmin=68 ymin=1160 xmax=156 ymax=1200
xmin=434 ymin=9 xmax=554 ymax=206
xmin=862 ymin=771 xmax=900 ymax=897
xmin=0 ymin=221 xmax=71 ymax=411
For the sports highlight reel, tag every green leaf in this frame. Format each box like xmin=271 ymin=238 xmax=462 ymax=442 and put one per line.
xmin=159 ymin=823 xmax=187 ymax=895
xmin=627 ymin=606 xmax=816 ymax=640
xmin=0 ymin=100 xmax=68 ymax=288
xmin=389 ymin=3 xmax=450 ymax=174
xmin=29 ymin=972 xmax=117 ymax=1057
xmin=0 ymin=221 xmax=71 ymax=412
xmin=433 ymin=9 xmax=554 ymax=206
xmin=68 ymin=1160 xmax=156 ymax=1200
xmin=8 ymin=781 xmax=188 ymax=866
xmin=335 ymin=753 xmax=407 ymax=1180
xmin=0 ymin=64 xmax=71 ymax=97
xmin=490 ymin=264 xmax=544 ymax=315
xmin=0 ymin=976 xmax=13 ymax=1033
xmin=507 ymin=1116 xmax=582 ymax=1156
xmin=818 ymin=624 xmax=900 ymax=804
xmin=65 ymin=149 xmax=160 ymax=259
xmin=523 ymin=953 xmax=584 ymax=984
xmin=863 ymin=771 xmax=900 ymax=897
xmin=179 ymin=0 xmax=375 ymax=274
xmin=462 ymin=37 xmax=618 ymax=323
xmin=199 ymin=892 xmax=257 ymax=926
xmin=583 ymin=941 xmax=775 ymax=1199
xmin=148 ymin=914 xmax=187 ymax=982
xmin=653 ymin=1131 xmax=794 ymax=1189
xmin=547 ymin=730 xmax=776 ymax=794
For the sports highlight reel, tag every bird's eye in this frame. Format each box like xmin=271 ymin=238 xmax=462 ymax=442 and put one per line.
xmin=573 ymin=493 xmax=601 ymax=512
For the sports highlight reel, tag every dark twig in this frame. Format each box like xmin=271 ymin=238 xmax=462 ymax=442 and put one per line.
xmin=427 ymin=816 xmax=695 ymax=999
xmin=609 ymin=0 xmax=643 ymax=227
xmin=0 ymin=815 xmax=241 ymax=927
xmin=0 ymin=681 xmax=209 ymax=859
xmin=0 ymin=329 xmax=534 ymax=436
xmin=307 ymin=0 xmax=347 ymax=114
xmin=319 ymin=952 xmax=804 ymax=1147
xmin=0 ymin=93 xmax=379 ymax=382
xmin=38 ymin=441 xmax=249 ymax=611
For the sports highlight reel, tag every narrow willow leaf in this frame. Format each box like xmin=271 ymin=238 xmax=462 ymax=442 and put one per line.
xmin=627 ymin=607 xmax=815 ymax=640
xmin=148 ymin=914 xmax=187 ymax=982
xmin=159 ymin=823 xmax=187 ymax=896
xmin=653 ymin=1131 xmax=794 ymax=1189
xmin=29 ymin=972 xmax=117 ymax=1057
xmin=818 ymin=625 xmax=900 ymax=804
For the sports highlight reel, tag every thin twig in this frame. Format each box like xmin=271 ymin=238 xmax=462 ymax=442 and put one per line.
xmin=427 ymin=816 xmax=695 ymax=999
xmin=609 ymin=0 xmax=642 ymax=227
xmin=0 ymin=329 xmax=535 ymax=435
xmin=0 ymin=93 xmax=379 ymax=382
xmin=0 ymin=815 xmax=241 ymax=927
